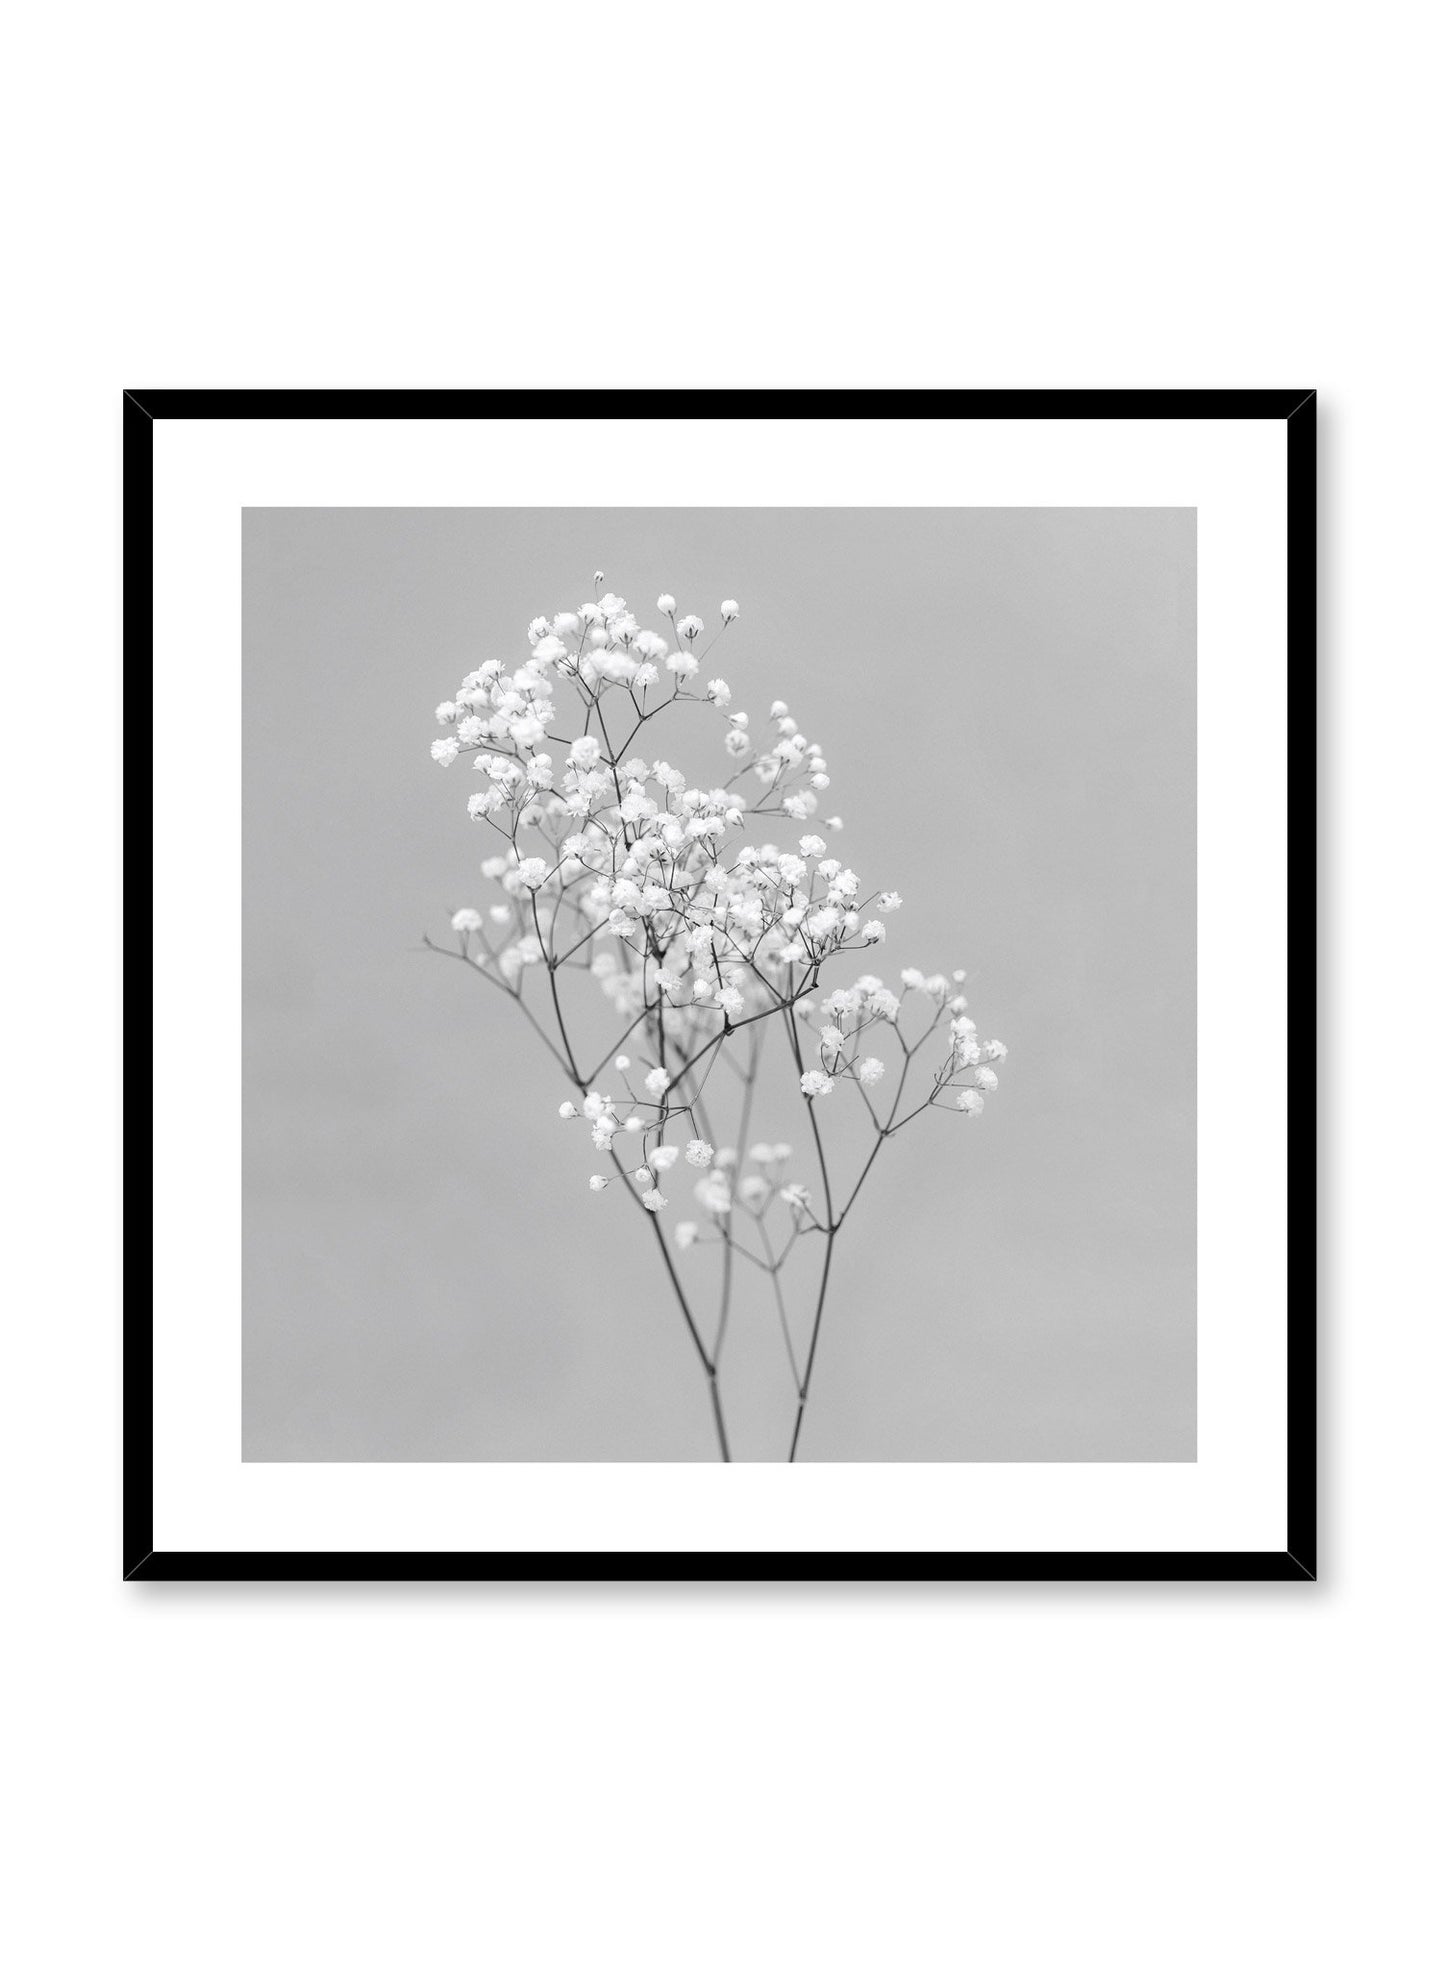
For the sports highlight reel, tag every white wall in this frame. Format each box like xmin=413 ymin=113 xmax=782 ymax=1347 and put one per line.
xmin=4 ymin=5 xmax=1433 ymax=1963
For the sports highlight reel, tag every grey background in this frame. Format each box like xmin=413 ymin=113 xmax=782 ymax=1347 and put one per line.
xmin=243 ymin=507 xmax=1196 ymax=1463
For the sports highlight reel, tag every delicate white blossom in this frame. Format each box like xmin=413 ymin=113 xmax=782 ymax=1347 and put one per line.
xmin=426 ymin=575 xmax=1009 ymax=1461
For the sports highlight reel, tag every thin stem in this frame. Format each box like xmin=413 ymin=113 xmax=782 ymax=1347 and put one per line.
xmin=611 ymin=1146 xmax=730 ymax=1463
xmin=788 ymin=1229 xmax=836 ymax=1462
xmin=757 ymin=1219 xmax=803 ymax=1395
xmin=533 ymin=894 xmax=584 ymax=1084
xmin=712 ymin=1023 xmax=762 ymax=1366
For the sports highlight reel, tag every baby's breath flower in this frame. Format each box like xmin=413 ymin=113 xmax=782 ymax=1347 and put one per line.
xmin=429 ymin=573 xmax=1009 ymax=1454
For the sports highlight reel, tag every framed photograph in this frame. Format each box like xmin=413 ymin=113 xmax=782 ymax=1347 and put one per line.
xmin=128 ymin=388 xmax=1315 ymax=1582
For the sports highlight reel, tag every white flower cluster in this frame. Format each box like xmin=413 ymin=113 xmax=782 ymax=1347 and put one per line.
xmin=431 ymin=584 xmax=882 ymax=1023
xmin=673 ymin=1140 xmax=814 ymax=1251
xmin=427 ymin=575 xmax=1008 ymax=1459
xmin=778 ymin=968 xmax=1006 ymax=1115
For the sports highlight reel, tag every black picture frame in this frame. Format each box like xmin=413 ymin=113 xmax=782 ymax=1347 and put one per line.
xmin=125 ymin=387 xmax=1316 ymax=1584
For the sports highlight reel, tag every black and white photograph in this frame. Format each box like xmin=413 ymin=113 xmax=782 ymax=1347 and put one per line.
xmin=243 ymin=506 xmax=1197 ymax=1468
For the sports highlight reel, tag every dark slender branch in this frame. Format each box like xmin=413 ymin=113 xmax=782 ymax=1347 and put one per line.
xmin=611 ymin=1148 xmax=730 ymax=1462
xmin=423 ymin=935 xmax=574 ymax=1080
xmin=788 ymin=1231 xmax=835 ymax=1463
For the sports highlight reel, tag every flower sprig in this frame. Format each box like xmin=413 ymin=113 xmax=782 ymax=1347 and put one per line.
xmin=427 ymin=574 xmax=1007 ymax=1461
